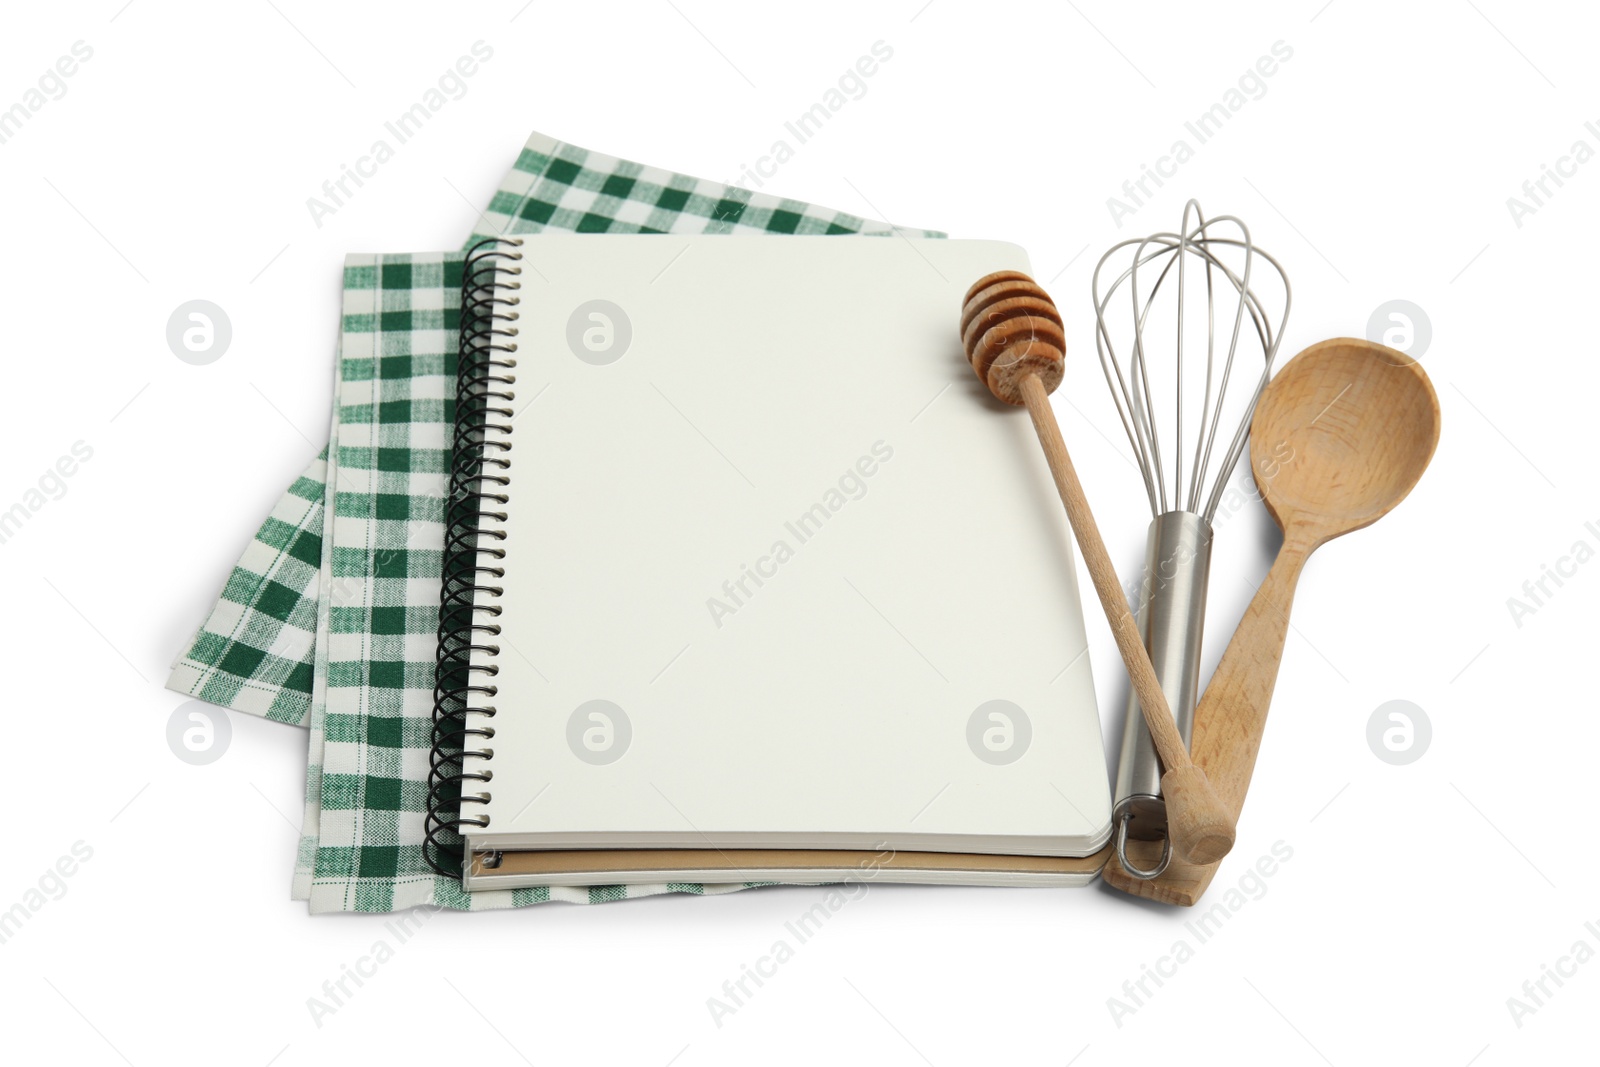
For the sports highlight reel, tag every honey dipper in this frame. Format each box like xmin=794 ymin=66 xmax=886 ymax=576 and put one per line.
xmin=960 ymin=271 xmax=1235 ymax=866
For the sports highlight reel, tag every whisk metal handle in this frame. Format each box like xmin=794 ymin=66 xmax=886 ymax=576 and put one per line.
xmin=1112 ymin=510 xmax=1213 ymax=879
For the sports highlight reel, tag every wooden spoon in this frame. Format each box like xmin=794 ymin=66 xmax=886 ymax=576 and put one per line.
xmin=1104 ymin=337 xmax=1441 ymax=905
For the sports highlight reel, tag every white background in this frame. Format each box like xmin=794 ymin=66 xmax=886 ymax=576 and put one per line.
xmin=1 ymin=1 xmax=1595 ymax=1063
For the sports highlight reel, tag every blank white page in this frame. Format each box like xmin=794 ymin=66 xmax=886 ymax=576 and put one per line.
xmin=467 ymin=234 xmax=1110 ymax=856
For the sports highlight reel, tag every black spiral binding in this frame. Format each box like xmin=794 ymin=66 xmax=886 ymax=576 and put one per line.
xmin=426 ymin=236 xmax=524 ymax=879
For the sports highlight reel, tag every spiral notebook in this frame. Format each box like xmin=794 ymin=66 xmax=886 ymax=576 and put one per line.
xmin=430 ymin=234 xmax=1112 ymax=889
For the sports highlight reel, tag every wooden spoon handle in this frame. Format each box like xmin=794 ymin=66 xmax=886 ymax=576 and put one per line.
xmin=1018 ymin=374 xmax=1235 ymax=865
xmin=1100 ymin=537 xmax=1313 ymax=904
xmin=1189 ymin=537 xmax=1311 ymax=816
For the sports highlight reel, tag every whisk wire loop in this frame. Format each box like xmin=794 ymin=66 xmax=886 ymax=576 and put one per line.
xmin=1091 ymin=200 xmax=1292 ymax=523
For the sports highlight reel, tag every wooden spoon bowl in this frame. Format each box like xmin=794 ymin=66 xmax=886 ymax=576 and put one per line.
xmin=1252 ymin=337 xmax=1441 ymax=544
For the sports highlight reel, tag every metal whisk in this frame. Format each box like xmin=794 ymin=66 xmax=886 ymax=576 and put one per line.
xmin=1095 ymin=200 xmax=1291 ymax=879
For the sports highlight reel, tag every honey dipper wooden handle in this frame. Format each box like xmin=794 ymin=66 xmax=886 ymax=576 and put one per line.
xmin=1018 ymin=373 xmax=1235 ymax=866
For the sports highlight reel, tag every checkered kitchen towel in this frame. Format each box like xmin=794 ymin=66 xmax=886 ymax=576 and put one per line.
xmin=167 ymin=130 xmax=943 ymax=911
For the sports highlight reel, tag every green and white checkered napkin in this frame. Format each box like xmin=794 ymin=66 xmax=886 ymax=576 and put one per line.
xmin=167 ymin=130 xmax=943 ymax=912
